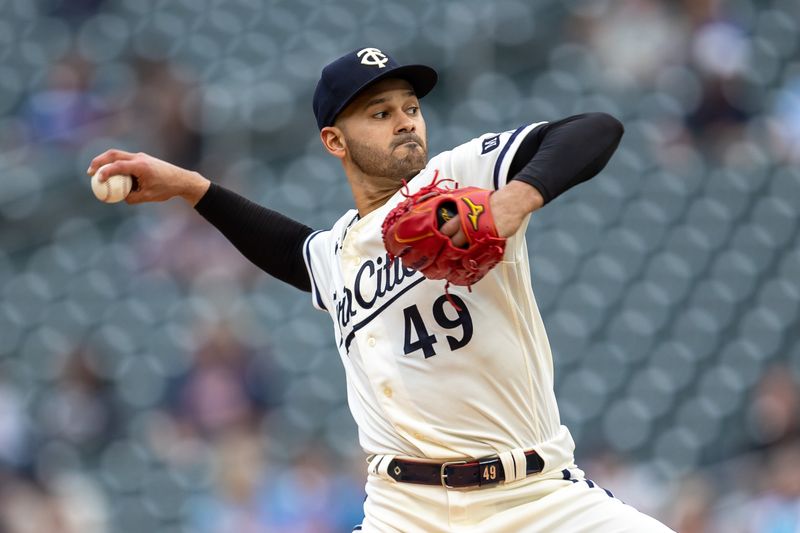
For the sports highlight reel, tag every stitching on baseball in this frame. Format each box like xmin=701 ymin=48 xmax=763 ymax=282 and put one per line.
xmin=104 ymin=178 xmax=112 ymax=201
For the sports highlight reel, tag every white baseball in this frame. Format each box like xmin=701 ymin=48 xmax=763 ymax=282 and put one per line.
xmin=91 ymin=165 xmax=133 ymax=203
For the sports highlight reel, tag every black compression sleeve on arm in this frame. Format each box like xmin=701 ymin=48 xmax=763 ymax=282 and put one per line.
xmin=508 ymin=112 xmax=624 ymax=204
xmin=194 ymin=183 xmax=314 ymax=292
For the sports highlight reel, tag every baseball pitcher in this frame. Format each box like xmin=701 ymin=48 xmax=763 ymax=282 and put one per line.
xmin=89 ymin=48 xmax=674 ymax=532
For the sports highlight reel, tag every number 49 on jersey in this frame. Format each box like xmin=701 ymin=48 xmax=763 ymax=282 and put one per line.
xmin=402 ymin=295 xmax=473 ymax=358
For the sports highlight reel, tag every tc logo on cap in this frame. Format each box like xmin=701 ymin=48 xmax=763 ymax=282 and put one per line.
xmin=313 ymin=47 xmax=437 ymax=129
xmin=357 ymin=47 xmax=389 ymax=68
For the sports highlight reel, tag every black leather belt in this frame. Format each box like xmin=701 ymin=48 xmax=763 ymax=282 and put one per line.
xmin=386 ymin=450 xmax=544 ymax=488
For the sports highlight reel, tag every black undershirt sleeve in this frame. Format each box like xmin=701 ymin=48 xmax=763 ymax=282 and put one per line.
xmin=194 ymin=183 xmax=314 ymax=292
xmin=508 ymin=112 xmax=624 ymax=204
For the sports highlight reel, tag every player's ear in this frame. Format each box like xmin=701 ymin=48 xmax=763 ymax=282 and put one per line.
xmin=320 ymin=126 xmax=346 ymax=159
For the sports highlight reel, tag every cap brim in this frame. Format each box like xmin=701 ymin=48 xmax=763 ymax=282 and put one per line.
xmin=330 ymin=64 xmax=438 ymax=126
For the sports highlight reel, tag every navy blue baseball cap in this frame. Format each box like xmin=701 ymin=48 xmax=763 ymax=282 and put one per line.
xmin=313 ymin=47 xmax=438 ymax=129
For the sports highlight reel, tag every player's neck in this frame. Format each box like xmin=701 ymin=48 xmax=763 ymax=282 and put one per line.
xmin=347 ymin=172 xmax=402 ymax=217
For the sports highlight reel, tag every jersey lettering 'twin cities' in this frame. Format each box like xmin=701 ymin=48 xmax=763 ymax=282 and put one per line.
xmin=335 ymin=253 xmax=421 ymax=330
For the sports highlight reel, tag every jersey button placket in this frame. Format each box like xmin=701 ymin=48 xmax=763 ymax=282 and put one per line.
xmin=365 ymin=336 xmax=393 ymax=399
xmin=343 ymin=229 xmax=361 ymax=267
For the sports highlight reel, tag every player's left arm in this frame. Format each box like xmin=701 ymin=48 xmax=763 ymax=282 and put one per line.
xmin=442 ymin=112 xmax=624 ymax=245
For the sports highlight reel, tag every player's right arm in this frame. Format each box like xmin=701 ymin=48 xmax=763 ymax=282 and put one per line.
xmin=87 ymin=149 xmax=211 ymax=206
xmin=87 ymin=150 xmax=314 ymax=292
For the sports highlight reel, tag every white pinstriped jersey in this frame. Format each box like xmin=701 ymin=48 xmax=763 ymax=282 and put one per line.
xmin=303 ymin=123 xmax=576 ymax=466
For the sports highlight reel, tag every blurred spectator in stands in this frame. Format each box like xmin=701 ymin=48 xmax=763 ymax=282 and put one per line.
xmin=272 ymin=446 xmax=358 ymax=533
xmin=574 ymin=0 xmax=682 ymax=89
xmin=747 ymin=363 xmax=800 ymax=450
xmin=770 ymin=73 xmax=800 ymax=163
xmin=164 ymin=322 xmax=280 ymax=441
xmin=22 ymin=51 xmax=103 ymax=145
xmin=49 ymin=472 xmax=110 ymax=533
xmin=0 ymin=470 xmax=108 ymax=533
xmin=746 ymin=443 xmax=800 ymax=532
xmin=0 ymin=372 xmax=28 ymax=468
xmin=683 ymin=0 xmax=755 ymax=160
xmin=687 ymin=26 xmax=753 ymax=152
xmin=667 ymin=473 xmax=715 ymax=533
xmin=583 ymin=449 xmax=671 ymax=519
xmin=36 ymin=348 xmax=119 ymax=457
xmin=185 ymin=426 xmax=272 ymax=533
xmin=118 ymin=57 xmax=248 ymax=281
xmin=307 ymin=450 xmax=367 ymax=533
xmin=186 ymin=431 xmax=364 ymax=533
xmin=0 ymin=475 xmax=68 ymax=533
xmin=105 ymin=58 xmax=202 ymax=169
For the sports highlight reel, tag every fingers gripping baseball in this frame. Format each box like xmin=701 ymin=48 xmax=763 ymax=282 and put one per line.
xmin=87 ymin=150 xmax=210 ymax=206
xmin=87 ymin=149 xmax=136 ymax=176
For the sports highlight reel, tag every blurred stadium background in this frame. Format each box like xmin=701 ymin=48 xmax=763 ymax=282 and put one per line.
xmin=1 ymin=0 xmax=799 ymax=531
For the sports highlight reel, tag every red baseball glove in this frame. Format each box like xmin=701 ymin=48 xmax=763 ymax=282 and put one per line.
xmin=382 ymin=172 xmax=506 ymax=287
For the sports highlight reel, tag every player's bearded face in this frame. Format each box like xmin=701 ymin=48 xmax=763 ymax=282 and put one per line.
xmin=336 ymin=79 xmax=429 ymax=182
xmin=346 ymin=129 xmax=428 ymax=181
